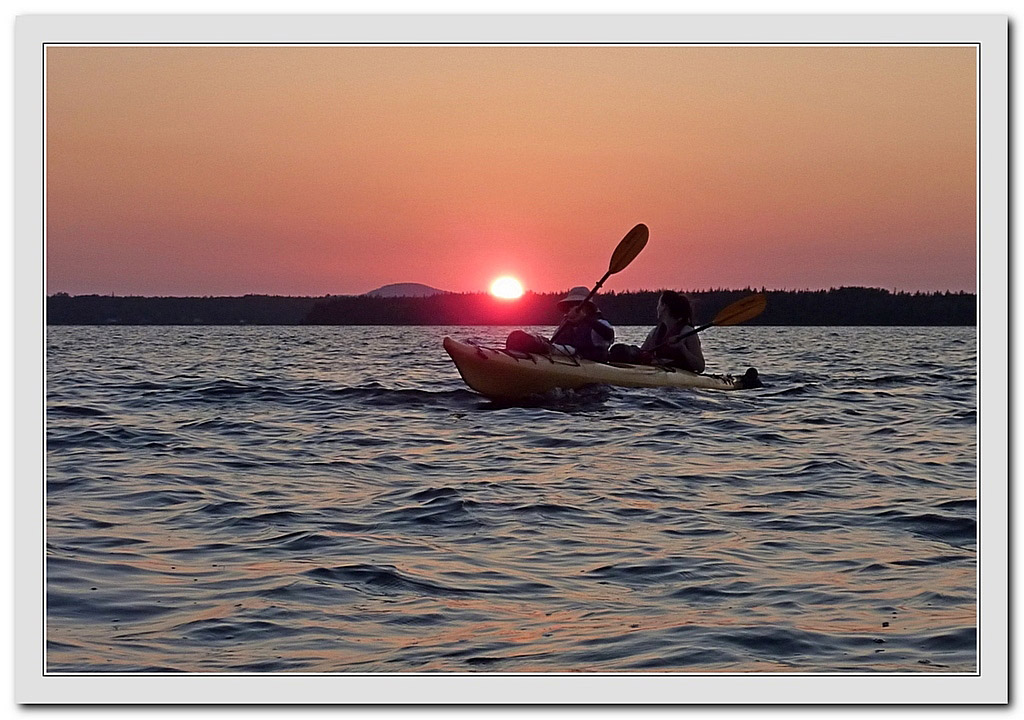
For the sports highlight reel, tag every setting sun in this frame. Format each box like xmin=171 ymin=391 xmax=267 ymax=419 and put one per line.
xmin=490 ymin=276 xmax=524 ymax=299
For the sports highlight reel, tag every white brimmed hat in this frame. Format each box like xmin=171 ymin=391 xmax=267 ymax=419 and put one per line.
xmin=557 ymin=286 xmax=594 ymax=309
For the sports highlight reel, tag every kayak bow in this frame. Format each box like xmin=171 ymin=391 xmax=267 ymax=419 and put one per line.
xmin=443 ymin=336 xmax=760 ymax=401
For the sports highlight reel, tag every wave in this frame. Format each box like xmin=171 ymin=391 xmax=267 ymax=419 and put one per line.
xmin=479 ymin=384 xmax=612 ymax=410
xmin=918 ymin=627 xmax=976 ymax=652
xmin=46 ymin=589 xmax=175 ymax=624
xmin=584 ymin=558 xmax=724 ymax=587
xmin=47 ymin=426 xmax=182 ymax=451
xmin=407 ymin=486 xmax=461 ymax=502
xmin=328 ymin=386 xmax=479 ymax=407
xmin=873 ymin=510 xmax=977 ymax=545
xmin=512 ymin=502 xmax=584 ymax=515
xmin=766 ymin=384 xmax=818 ymax=397
xmin=722 ymin=626 xmax=832 ymax=660
xmin=186 ymin=379 xmax=292 ymax=403
xmin=178 ymin=417 xmax=256 ymax=433
xmin=48 ymin=404 xmax=108 ymax=417
xmin=117 ymin=489 xmax=206 ymax=508
xmin=220 ymin=510 xmax=308 ymax=529
xmin=305 ymin=563 xmax=484 ymax=598
xmin=377 ymin=495 xmax=484 ymax=529
xmin=175 ymin=617 xmax=300 ymax=643
xmin=668 ymin=582 xmax=757 ymax=604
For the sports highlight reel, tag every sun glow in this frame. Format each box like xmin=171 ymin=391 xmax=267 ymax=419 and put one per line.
xmin=490 ymin=276 xmax=524 ymax=299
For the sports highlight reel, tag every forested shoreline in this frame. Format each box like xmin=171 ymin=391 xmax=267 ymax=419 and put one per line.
xmin=47 ymin=288 xmax=976 ymax=326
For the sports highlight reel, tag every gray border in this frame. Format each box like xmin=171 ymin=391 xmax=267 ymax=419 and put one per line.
xmin=16 ymin=13 xmax=1008 ymax=704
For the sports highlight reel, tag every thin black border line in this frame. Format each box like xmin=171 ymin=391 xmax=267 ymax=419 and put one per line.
xmin=976 ymin=39 xmax=982 ymax=678
xmin=40 ymin=40 xmax=985 ymax=682
xmin=42 ymin=39 xmax=48 ymax=682
xmin=42 ymin=41 xmax=982 ymax=46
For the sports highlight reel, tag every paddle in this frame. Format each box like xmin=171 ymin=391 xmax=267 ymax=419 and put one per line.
xmin=549 ymin=223 xmax=649 ymax=342
xmin=678 ymin=293 xmax=767 ymax=340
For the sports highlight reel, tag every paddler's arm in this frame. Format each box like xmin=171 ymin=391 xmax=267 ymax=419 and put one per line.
xmin=658 ymin=328 xmax=705 ymax=373
xmin=551 ymin=306 xmax=590 ymax=346
xmin=639 ymin=325 xmax=661 ymax=353
xmin=630 ymin=325 xmax=660 ymax=364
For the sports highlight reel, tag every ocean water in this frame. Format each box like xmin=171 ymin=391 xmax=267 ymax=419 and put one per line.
xmin=45 ymin=325 xmax=977 ymax=674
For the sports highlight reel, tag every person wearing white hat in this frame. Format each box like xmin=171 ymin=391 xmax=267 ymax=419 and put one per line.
xmin=550 ymin=286 xmax=616 ymax=361
xmin=504 ymin=286 xmax=616 ymax=361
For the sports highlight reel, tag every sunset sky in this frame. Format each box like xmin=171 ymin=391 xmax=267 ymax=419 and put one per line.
xmin=45 ymin=45 xmax=977 ymax=296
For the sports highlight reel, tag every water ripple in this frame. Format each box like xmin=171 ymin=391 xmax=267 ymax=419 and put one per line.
xmin=45 ymin=325 xmax=977 ymax=673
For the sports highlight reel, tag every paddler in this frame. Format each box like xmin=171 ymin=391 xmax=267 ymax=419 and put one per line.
xmin=505 ymin=286 xmax=615 ymax=362
xmin=550 ymin=286 xmax=615 ymax=361
xmin=642 ymin=290 xmax=706 ymax=372
xmin=610 ymin=290 xmax=705 ymax=372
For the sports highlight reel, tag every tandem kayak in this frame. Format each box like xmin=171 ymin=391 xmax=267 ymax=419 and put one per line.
xmin=443 ymin=336 xmax=761 ymax=401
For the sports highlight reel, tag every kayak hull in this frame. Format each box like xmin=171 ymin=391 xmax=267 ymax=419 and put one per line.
xmin=443 ymin=336 xmax=760 ymax=401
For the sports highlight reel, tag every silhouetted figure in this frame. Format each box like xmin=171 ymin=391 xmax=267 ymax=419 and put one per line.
xmin=609 ymin=290 xmax=705 ymax=373
xmin=506 ymin=286 xmax=615 ymax=361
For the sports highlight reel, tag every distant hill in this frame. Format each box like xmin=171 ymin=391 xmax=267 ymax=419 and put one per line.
xmin=363 ymin=283 xmax=447 ymax=298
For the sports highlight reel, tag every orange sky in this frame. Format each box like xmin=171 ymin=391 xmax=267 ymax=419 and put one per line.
xmin=46 ymin=45 xmax=977 ymax=295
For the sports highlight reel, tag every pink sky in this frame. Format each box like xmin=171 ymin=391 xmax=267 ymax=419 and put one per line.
xmin=46 ymin=45 xmax=977 ymax=296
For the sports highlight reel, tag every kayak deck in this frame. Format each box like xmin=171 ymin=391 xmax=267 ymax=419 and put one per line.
xmin=443 ymin=336 xmax=760 ymax=401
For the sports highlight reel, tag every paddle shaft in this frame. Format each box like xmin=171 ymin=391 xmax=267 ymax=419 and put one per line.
xmin=548 ymin=223 xmax=648 ymax=343
xmin=646 ymin=322 xmax=706 ymax=354
xmin=548 ymin=271 xmax=610 ymax=341
xmin=678 ymin=321 xmax=715 ymax=340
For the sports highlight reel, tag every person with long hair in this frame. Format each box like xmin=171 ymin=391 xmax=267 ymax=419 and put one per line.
xmin=609 ymin=290 xmax=705 ymax=372
xmin=640 ymin=290 xmax=705 ymax=372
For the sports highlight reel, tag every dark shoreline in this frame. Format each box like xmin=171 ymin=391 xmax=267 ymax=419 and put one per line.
xmin=47 ymin=287 xmax=976 ymax=327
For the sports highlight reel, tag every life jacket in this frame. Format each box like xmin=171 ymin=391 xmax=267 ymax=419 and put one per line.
xmin=552 ymin=311 xmax=614 ymax=361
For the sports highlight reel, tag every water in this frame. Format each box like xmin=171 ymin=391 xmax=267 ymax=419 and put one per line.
xmin=45 ymin=325 xmax=977 ymax=674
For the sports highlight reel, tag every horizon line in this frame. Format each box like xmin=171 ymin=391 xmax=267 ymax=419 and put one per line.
xmin=47 ymin=286 xmax=977 ymax=299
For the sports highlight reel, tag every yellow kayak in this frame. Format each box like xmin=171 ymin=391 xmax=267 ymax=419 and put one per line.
xmin=443 ymin=336 xmax=760 ymax=401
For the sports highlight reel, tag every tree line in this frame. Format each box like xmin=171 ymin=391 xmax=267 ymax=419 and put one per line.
xmin=47 ymin=288 xmax=975 ymax=326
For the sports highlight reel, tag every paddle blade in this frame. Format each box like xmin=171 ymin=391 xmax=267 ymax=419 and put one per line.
xmin=712 ymin=293 xmax=767 ymax=327
xmin=607 ymin=223 xmax=649 ymax=274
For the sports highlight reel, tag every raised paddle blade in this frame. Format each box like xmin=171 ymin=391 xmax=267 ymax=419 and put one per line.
xmin=549 ymin=223 xmax=649 ymax=343
xmin=712 ymin=293 xmax=767 ymax=327
xmin=607 ymin=223 xmax=649 ymax=274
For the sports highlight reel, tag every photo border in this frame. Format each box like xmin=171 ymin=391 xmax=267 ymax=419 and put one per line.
xmin=15 ymin=13 xmax=1008 ymax=704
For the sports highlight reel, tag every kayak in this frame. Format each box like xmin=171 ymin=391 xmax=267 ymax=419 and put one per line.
xmin=443 ymin=336 xmax=761 ymax=401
